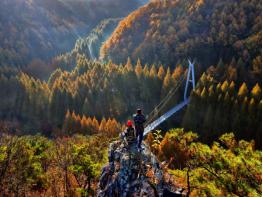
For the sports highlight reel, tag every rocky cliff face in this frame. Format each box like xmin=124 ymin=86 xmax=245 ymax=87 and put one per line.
xmin=97 ymin=137 xmax=186 ymax=197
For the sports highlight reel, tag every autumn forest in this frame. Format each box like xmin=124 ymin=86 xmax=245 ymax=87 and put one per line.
xmin=0 ymin=0 xmax=261 ymax=196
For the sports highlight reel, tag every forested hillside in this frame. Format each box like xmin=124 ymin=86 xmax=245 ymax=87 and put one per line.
xmin=183 ymin=73 xmax=261 ymax=148
xmin=53 ymin=18 xmax=121 ymax=70
xmin=0 ymin=134 xmax=110 ymax=196
xmin=0 ymin=0 xmax=260 ymax=146
xmin=0 ymin=0 xmax=146 ymax=68
xmin=146 ymin=129 xmax=261 ymax=196
xmin=0 ymin=57 xmax=261 ymax=147
xmin=101 ymin=0 xmax=261 ymax=83
xmin=0 ymin=0 xmax=261 ymax=196
xmin=0 ymin=59 xmax=185 ymax=135
xmin=0 ymin=130 xmax=261 ymax=196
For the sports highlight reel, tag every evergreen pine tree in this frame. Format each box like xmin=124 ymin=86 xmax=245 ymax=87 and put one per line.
xmin=149 ymin=64 xmax=157 ymax=78
xmin=199 ymin=73 xmax=207 ymax=87
xmin=86 ymin=117 xmax=93 ymax=135
xmin=172 ymin=65 xmax=183 ymax=81
xmin=71 ymin=111 xmax=78 ymax=134
xmin=99 ymin=118 xmax=107 ymax=133
xmin=208 ymin=85 xmax=215 ymax=101
xmin=91 ymin=117 xmax=99 ymax=134
xmin=238 ymin=83 xmax=248 ymax=100
xmin=251 ymin=83 xmax=261 ymax=101
xmin=80 ymin=115 xmax=88 ymax=134
xmin=200 ymin=87 xmax=208 ymax=100
xmin=125 ymin=57 xmax=133 ymax=72
xmin=157 ymin=65 xmax=165 ymax=80
xmin=216 ymin=82 xmax=222 ymax=94
xmin=135 ymin=59 xmax=143 ymax=77
xmin=143 ymin=64 xmax=149 ymax=76
xmin=221 ymin=80 xmax=229 ymax=93
xmin=162 ymin=67 xmax=171 ymax=89
xmin=229 ymin=81 xmax=235 ymax=96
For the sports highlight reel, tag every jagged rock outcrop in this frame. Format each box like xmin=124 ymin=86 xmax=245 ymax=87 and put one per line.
xmin=97 ymin=136 xmax=186 ymax=197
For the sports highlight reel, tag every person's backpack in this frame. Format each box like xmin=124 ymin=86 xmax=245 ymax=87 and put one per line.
xmin=134 ymin=114 xmax=146 ymax=125
xmin=125 ymin=127 xmax=136 ymax=143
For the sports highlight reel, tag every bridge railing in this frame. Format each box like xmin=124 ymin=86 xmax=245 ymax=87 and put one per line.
xmin=143 ymin=60 xmax=195 ymax=136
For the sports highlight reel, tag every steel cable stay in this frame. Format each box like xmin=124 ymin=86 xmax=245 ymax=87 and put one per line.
xmin=145 ymin=76 xmax=184 ymax=125
xmin=145 ymin=63 xmax=191 ymax=125
xmin=144 ymin=60 xmax=196 ymax=136
xmin=145 ymin=74 xmax=186 ymax=126
xmin=154 ymin=75 xmax=186 ymax=113
xmin=145 ymin=89 xmax=175 ymax=124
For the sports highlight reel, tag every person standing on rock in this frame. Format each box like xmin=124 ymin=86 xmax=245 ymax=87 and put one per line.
xmin=133 ymin=108 xmax=146 ymax=150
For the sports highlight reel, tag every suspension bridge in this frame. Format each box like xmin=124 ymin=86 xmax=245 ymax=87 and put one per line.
xmin=144 ymin=60 xmax=195 ymax=136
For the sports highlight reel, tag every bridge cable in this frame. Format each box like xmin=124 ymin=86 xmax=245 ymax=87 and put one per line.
xmin=146 ymin=74 xmax=185 ymax=120
xmin=145 ymin=73 xmax=186 ymax=126
xmin=145 ymin=83 xmax=180 ymax=122
xmin=146 ymin=76 xmax=185 ymax=125
xmin=145 ymin=74 xmax=185 ymax=125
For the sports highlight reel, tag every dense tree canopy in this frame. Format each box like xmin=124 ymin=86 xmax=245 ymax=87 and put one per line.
xmin=0 ymin=56 xmax=261 ymax=148
xmin=0 ymin=59 xmax=185 ymax=136
xmin=182 ymin=73 xmax=262 ymax=148
xmin=0 ymin=0 xmax=146 ymax=68
xmin=0 ymin=0 xmax=261 ymax=196
xmin=53 ymin=18 xmax=121 ymax=70
xmin=0 ymin=134 xmax=109 ymax=196
xmin=101 ymin=0 xmax=261 ymax=84
xmin=146 ymin=129 xmax=262 ymax=196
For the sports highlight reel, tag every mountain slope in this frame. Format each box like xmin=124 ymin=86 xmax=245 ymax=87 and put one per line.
xmin=100 ymin=0 xmax=261 ymax=71
xmin=0 ymin=0 xmax=147 ymax=67
xmin=54 ymin=18 xmax=121 ymax=70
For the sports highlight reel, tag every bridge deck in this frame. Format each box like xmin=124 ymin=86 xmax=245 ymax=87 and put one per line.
xmin=144 ymin=99 xmax=189 ymax=136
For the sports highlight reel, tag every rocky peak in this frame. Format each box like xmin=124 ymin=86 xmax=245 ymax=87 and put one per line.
xmin=97 ymin=135 xmax=185 ymax=196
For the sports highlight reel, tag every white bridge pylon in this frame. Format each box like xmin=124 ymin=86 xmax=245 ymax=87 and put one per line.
xmin=144 ymin=60 xmax=195 ymax=136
